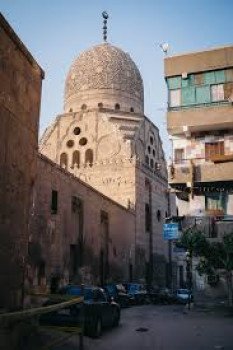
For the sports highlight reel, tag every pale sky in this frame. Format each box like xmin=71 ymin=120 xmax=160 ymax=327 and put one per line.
xmin=1 ymin=0 xmax=233 ymax=158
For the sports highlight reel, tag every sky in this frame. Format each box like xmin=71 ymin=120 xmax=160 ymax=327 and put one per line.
xmin=1 ymin=0 xmax=233 ymax=158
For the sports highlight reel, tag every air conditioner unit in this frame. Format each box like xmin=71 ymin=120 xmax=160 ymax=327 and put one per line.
xmin=182 ymin=72 xmax=188 ymax=79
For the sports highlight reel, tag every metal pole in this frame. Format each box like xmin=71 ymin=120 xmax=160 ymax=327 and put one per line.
xmin=168 ymin=240 xmax=173 ymax=291
xmin=167 ymin=189 xmax=173 ymax=291
xmin=149 ymin=182 xmax=153 ymax=290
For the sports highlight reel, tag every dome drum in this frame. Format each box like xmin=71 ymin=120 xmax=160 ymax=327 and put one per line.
xmin=64 ymin=88 xmax=144 ymax=114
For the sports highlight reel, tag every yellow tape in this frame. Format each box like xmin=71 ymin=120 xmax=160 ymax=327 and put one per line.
xmin=40 ymin=325 xmax=83 ymax=333
xmin=0 ymin=296 xmax=84 ymax=322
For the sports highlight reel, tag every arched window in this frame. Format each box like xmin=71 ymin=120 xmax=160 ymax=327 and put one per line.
xmin=69 ymin=108 xmax=73 ymax=112
xmin=72 ymin=151 xmax=80 ymax=168
xmin=115 ymin=103 xmax=120 ymax=110
xmin=98 ymin=102 xmax=103 ymax=108
xmin=130 ymin=107 xmax=134 ymax=112
xmin=85 ymin=149 xmax=93 ymax=167
xmin=81 ymin=104 xmax=87 ymax=110
xmin=60 ymin=152 xmax=68 ymax=169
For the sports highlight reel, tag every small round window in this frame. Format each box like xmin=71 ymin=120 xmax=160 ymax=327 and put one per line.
xmin=79 ymin=137 xmax=88 ymax=146
xmin=74 ymin=127 xmax=81 ymax=135
xmin=81 ymin=104 xmax=87 ymax=110
xmin=66 ymin=140 xmax=74 ymax=148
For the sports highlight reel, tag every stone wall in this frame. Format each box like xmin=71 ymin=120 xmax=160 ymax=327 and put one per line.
xmin=0 ymin=14 xmax=44 ymax=310
xmin=28 ymin=154 xmax=135 ymax=292
xmin=40 ymin=107 xmax=169 ymax=286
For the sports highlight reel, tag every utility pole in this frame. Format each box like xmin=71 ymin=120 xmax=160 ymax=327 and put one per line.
xmin=167 ymin=189 xmax=173 ymax=291
xmin=148 ymin=183 xmax=153 ymax=290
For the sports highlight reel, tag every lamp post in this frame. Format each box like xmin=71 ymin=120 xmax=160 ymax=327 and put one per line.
xmin=185 ymin=251 xmax=192 ymax=310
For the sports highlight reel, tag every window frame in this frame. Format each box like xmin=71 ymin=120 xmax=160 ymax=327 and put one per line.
xmin=169 ymin=89 xmax=181 ymax=107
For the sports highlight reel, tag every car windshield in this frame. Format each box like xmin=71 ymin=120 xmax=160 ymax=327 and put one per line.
xmin=116 ymin=284 xmax=126 ymax=293
xmin=177 ymin=289 xmax=189 ymax=294
xmin=64 ymin=286 xmax=94 ymax=300
xmin=105 ymin=285 xmax=117 ymax=296
xmin=129 ymin=284 xmax=140 ymax=292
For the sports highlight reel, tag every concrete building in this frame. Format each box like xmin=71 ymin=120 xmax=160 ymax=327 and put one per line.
xmin=165 ymin=46 xmax=233 ymax=293
xmin=40 ymin=42 xmax=170 ymax=287
xmin=0 ymin=13 xmax=44 ymax=309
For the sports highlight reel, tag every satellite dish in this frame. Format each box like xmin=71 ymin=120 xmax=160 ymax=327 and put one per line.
xmin=159 ymin=42 xmax=169 ymax=55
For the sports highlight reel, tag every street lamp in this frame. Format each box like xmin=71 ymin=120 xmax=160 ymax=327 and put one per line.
xmin=185 ymin=251 xmax=192 ymax=310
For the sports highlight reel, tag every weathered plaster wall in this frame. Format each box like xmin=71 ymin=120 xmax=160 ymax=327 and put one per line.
xmin=0 ymin=14 xmax=43 ymax=309
xmin=29 ymin=154 xmax=135 ymax=291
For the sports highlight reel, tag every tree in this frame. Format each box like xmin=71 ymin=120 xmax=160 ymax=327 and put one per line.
xmin=177 ymin=227 xmax=233 ymax=307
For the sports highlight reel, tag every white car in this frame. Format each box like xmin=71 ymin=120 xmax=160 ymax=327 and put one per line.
xmin=176 ymin=289 xmax=193 ymax=304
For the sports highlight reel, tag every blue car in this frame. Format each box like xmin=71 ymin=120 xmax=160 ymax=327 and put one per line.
xmin=40 ymin=285 xmax=120 ymax=338
xmin=124 ymin=283 xmax=148 ymax=305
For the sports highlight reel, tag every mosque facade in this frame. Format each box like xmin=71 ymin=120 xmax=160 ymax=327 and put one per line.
xmin=39 ymin=41 xmax=170 ymax=288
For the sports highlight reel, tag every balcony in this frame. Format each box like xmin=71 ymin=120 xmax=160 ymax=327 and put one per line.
xmin=197 ymin=161 xmax=233 ymax=182
xmin=169 ymin=161 xmax=192 ymax=185
xmin=167 ymin=103 xmax=233 ymax=135
xmin=169 ymin=158 xmax=233 ymax=185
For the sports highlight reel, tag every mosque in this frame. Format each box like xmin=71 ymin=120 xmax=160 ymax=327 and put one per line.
xmin=0 ymin=11 xmax=171 ymax=305
xmin=36 ymin=13 xmax=170 ymax=289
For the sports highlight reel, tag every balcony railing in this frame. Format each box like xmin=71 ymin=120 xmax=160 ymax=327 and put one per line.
xmin=169 ymin=157 xmax=233 ymax=184
xmin=168 ymin=100 xmax=230 ymax=112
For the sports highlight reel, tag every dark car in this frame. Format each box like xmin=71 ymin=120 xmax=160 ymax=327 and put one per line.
xmin=104 ymin=283 xmax=131 ymax=308
xmin=149 ymin=288 xmax=177 ymax=304
xmin=40 ymin=285 xmax=120 ymax=338
xmin=124 ymin=283 xmax=148 ymax=305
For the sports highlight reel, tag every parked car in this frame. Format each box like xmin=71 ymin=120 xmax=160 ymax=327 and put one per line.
xmin=148 ymin=287 xmax=173 ymax=304
xmin=124 ymin=283 xmax=148 ymax=304
xmin=176 ymin=289 xmax=193 ymax=304
xmin=104 ymin=283 xmax=131 ymax=308
xmin=40 ymin=285 xmax=121 ymax=338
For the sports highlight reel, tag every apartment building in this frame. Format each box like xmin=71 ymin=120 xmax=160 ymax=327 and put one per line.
xmin=165 ymin=46 xmax=233 ymax=222
xmin=165 ymin=46 xmax=233 ymax=294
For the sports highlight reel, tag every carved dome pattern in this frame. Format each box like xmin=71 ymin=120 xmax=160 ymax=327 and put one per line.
xmin=64 ymin=43 xmax=144 ymax=104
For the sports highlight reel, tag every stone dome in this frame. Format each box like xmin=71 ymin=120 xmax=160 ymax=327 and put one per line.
xmin=64 ymin=43 xmax=144 ymax=114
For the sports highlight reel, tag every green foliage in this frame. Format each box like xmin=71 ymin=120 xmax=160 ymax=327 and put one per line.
xmin=178 ymin=228 xmax=233 ymax=306
xmin=177 ymin=226 xmax=210 ymax=257
xmin=177 ymin=228 xmax=233 ymax=274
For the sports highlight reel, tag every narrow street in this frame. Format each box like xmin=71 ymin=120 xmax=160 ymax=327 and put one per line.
xmin=59 ymin=304 xmax=233 ymax=350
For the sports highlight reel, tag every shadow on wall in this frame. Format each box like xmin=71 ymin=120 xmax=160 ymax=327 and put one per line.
xmin=153 ymin=253 xmax=167 ymax=288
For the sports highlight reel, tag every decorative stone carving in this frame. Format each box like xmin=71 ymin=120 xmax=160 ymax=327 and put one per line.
xmin=64 ymin=43 xmax=144 ymax=104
